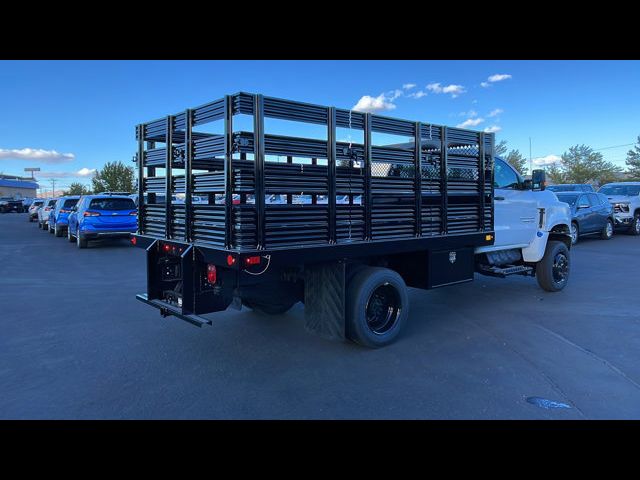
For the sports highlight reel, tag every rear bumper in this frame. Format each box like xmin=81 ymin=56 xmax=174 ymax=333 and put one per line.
xmin=82 ymin=230 xmax=136 ymax=239
xmin=136 ymin=293 xmax=212 ymax=327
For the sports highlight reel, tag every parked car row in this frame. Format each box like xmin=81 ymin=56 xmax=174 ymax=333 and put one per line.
xmin=549 ymin=182 xmax=640 ymax=244
xmin=28 ymin=193 xmax=137 ymax=249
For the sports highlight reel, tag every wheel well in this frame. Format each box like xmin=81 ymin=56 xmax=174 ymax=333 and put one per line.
xmin=635 ymin=208 xmax=640 ymax=217
xmin=549 ymin=224 xmax=572 ymax=250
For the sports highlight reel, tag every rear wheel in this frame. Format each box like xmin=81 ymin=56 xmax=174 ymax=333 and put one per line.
xmin=48 ymin=223 xmax=54 ymax=234
xmin=536 ymin=240 xmax=570 ymax=292
xmin=570 ymin=222 xmax=579 ymax=245
xmin=345 ymin=267 xmax=409 ymax=348
xmin=77 ymin=231 xmax=88 ymax=249
xmin=54 ymin=224 xmax=63 ymax=237
xmin=629 ymin=213 xmax=640 ymax=236
xmin=600 ymin=219 xmax=614 ymax=240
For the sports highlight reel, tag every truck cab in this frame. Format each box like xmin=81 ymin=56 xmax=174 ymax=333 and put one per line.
xmin=598 ymin=182 xmax=640 ymax=235
xmin=476 ymin=157 xmax=572 ymax=291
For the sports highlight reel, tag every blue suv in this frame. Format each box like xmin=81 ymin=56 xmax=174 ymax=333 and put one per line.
xmin=48 ymin=196 xmax=80 ymax=236
xmin=67 ymin=194 xmax=137 ymax=248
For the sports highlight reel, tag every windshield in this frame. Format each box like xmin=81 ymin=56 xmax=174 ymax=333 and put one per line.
xmin=556 ymin=194 xmax=579 ymax=206
xmin=47 ymin=200 xmax=57 ymax=206
xmin=89 ymin=198 xmax=136 ymax=210
xmin=599 ymin=185 xmax=640 ymax=196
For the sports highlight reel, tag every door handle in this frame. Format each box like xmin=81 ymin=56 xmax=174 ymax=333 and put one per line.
xmin=494 ymin=196 xmax=505 ymax=201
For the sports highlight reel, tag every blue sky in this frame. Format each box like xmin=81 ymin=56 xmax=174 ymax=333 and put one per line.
xmin=1 ymin=60 xmax=638 ymax=190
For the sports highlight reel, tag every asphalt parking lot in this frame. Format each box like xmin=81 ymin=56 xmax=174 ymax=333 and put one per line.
xmin=1 ymin=213 xmax=640 ymax=419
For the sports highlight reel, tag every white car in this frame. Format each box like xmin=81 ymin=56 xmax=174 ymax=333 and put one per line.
xmin=36 ymin=198 xmax=57 ymax=230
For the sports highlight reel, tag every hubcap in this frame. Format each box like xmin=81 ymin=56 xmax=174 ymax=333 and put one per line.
xmin=552 ymin=253 xmax=569 ymax=284
xmin=636 ymin=219 xmax=640 ymax=234
xmin=606 ymin=222 xmax=613 ymax=237
xmin=365 ymin=283 xmax=401 ymax=335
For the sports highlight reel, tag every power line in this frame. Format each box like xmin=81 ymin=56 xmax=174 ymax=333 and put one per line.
xmin=593 ymin=143 xmax=634 ymax=152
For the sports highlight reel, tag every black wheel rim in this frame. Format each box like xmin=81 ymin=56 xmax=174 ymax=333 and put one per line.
xmin=552 ymin=252 xmax=569 ymax=284
xmin=365 ymin=283 xmax=401 ymax=335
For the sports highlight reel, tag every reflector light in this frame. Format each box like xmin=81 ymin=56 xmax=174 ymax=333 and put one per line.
xmin=130 ymin=210 xmax=138 ymax=215
xmin=245 ymin=256 xmax=261 ymax=266
xmin=226 ymin=254 xmax=236 ymax=266
xmin=84 ymin=211 xmax=100 ymax=217
xmin=206 ymin=264 xmax=217 ymax=284
xmin=130 ymin=236 xmax=137 ymax=245
xmin=163 ymin=244 xmax=171 ymax=252
xmin=485 ymin=234 xmax=494 ymax=241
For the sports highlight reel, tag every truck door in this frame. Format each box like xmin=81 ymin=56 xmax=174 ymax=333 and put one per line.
xmin=492 ymin=158 xmax=539 ymax=247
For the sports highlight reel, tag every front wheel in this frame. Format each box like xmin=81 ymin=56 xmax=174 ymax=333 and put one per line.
xmin=570 ymin=222 xmax=579 ymax=245
xmin=48 ymin=223 xmax=54 ymax=234
xmin=345 ymin=267 xmax=409 ymax=348
xmin=54 ymin=224 xmax=63 ymax=237
xmin=601 ymin=219 xmax=614 ymax=240
xmin=67 ymin=226 xmax=75 ymax=242
xmin=629 ymin=214 xmax=640 ymax=236
xmin=536 ymin=240 xmax=570 ymax=292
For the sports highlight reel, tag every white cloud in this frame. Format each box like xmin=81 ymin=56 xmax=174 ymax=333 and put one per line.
xmin=37 ymin=168 xmax=96 ymax=179
xmin=77 ymin=168 xmax=96 ymax=176
xmin=402 ymin=83 xmax=417 ymax=90
xmin=472 ymin=99 xmax=478 ymax=104
xmin=532 ymin=154 xmax=562 ymax=166
xmin=484 ymin=125 xmax=502 ymax=133
xmin=408 ymin=90 xmax=427 ymax=99
xmin=426 ymin=82 xmax=466 ymax=98
xmin=488 ymin=108 xmax=503 ymax=117
xmin=459 ymin=109 xmax=478 ymax=117
xmin=0 ymin=148 xmax=75 ymax=164
xmin=457 ymin=118 xmax=484 ymax=128
xmin=480 ymin=82 xmax=491 ymax=88
xmin=388 ymin=89 xmax=403 ymax=101
xmin=352 ymin=94 xmax=397 ymax=113
xmin=488 ymin=74 xmax=512 ymax=83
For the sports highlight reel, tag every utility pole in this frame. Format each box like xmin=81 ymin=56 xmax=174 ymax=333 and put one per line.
xmin=529 ymin=137 xmax=532 ymax=173
xmin=49 ymin=178 xmax=57 ymax=196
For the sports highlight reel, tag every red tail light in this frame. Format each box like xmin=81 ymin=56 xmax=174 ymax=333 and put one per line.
xmin=226 ymin=254 xmax=236 ymax=266
xmin=60 ymin=209 xmax=71 ymax=213
xmin=245 ymin=256 xmax=261 ymax=266
xmin=130 ymin=210 xmax=138 ymax=215
xmin=44 ymin=207 xmax=52 ymax=211
xmin=84 ymin=211 xmax=100 ymax=217
xmin=163 ymin=244 xmax=171 ymax=253
xmin=130 ymin=236 xmax=137 ymax=245
xmin=206 ymin=264 xmax=217 ymax=284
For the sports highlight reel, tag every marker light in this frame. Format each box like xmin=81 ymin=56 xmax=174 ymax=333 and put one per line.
xmin=130 ymin=236 xmax=137 ymax=246
xmin=245 ymin=256 xmax=261 ymax=266
xmin=206 ymin=264 xmax=217 ymax=284
xmin=485 ymin=234 xmax=494 ymax=241
xmin=163 ymin=244 xmax=171 ymax=253
xmin=226 ymin=254 xmax=236 ymax=266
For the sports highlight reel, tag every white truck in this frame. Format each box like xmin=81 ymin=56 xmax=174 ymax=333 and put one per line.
xmin=598 ymin=182 xmax=640 ymax=235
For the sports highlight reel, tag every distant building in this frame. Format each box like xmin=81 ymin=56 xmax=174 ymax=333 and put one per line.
xmin=0 ymin=174 xmax=39 ymax=198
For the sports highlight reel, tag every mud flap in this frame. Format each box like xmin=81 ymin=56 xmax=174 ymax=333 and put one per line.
xmin=304 ymin=261 xmax=346 ymax=340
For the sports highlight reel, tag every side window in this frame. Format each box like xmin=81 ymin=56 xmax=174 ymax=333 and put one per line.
xmin=589 ymin=193 xmax=600 ymax=205
xmin=577 ymin=195 xmax=591 ymax=208
xmin=493 ymin=159 xmax=520 ymax=189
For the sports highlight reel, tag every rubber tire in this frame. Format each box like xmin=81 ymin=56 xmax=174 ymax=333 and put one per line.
xmin=600 ymin=219 xmax=614 ymax=240
xmin=54 ymin=224 xmax=63 ymax=237
xmin=629 ymin=214 xmax=640 ymax=236
xmin=570 ymin=222 xmax=579 ymax=245
xmin=77 ymin=231 xmax=88 ymax=249
xmin=48 ymin=223 xmax=54 ymax=234
xmin=68 ymin=226 xmax=75 ymax=242
xmin=28 ymin=216 xmax=33 ymax=222
xmin=536 ymin=240 xmax=570 ymax=292
xmin=345 ymin=267 xmax=409 ymax=348
xmin=242 ymin=299 xmax=296 ymax=315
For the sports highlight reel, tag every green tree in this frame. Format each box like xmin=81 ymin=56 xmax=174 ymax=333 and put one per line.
xmin=505 ymin=149 xmax=527 ymax=176
xmin=495 ymin=140 xmax=508 ymax=156
xmin=91 ymin=161 xmax=135 ymax=194
xmin=65 ymin=182 xmax=91 ymax=196
xmin=625 ymin=135 xmax=640 ymax=180
xmin=545 ymin=163 xmax=566 ymax=185
xmin=546 ymin=144 xmax=622 ymax=187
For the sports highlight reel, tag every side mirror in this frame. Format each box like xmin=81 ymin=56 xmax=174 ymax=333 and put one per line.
xmin=531 ymin=170 xmax=546 ymax=191
xmin=577 ymin=203 xmax=589 ymax=210
xmin=522 ymin=179 xmax=533 ymax=190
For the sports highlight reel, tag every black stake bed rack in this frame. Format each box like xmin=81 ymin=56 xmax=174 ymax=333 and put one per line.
xmin=133 ymin=92 xmax=495 ymax=265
